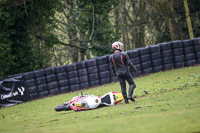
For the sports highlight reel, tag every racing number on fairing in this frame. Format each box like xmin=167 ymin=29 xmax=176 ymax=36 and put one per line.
xmin=76 ymin=102 xmax=82 ymax=107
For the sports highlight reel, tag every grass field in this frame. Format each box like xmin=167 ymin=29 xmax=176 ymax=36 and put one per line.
xmin=0 ymin=65 xmax=200 ymax=133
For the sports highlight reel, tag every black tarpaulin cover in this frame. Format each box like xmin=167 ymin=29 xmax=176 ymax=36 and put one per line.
xmin=0 ymin=76 xmax=29 ymax=108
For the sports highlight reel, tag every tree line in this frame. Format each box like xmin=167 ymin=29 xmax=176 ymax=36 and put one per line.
xmin=0 ymin=0 xmax=199 ymax=79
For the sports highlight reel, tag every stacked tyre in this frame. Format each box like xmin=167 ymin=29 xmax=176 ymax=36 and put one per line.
xmin=23 ymin=72 xmax=38 ymax=100
xmin=86 ymin=59 xmax=99 ymax=87
xmin=39 ymin=68 xmax=58 ymax=96
xmin=171 ymin=40 xmax=185 ymax=68
xmin=183 ymin=40 xmax=196 ymax=67
xmin=192 ymin=37 xmax=200 ymax=64
xmin=160 ymin=42 xmax=174 ymax=70
xmin=97 ymin=56 xmax=111 ymax=85
xmin=76 ymin=61 xmax=89 ymax=89
xmin=149 ymin=45 xmax=163 ymax=73
xmin=54 ymin=66 xmax=69 ymax=93
xmin=67 ymin=64 xmax=79 ymax=92
xmin=127 ymin=49 xmax=141 ymax=77
xmin=138 ymin=47 xmax=152 ymax=75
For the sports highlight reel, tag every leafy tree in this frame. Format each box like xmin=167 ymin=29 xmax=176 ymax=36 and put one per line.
xmin=0 ymin=0 xmax=63 ymax=79
xmin=54 ymin=0 xmax=120 ymax=63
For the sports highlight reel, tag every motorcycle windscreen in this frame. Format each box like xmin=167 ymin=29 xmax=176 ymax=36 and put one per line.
xmin=101 ymin=92 xmax=123 ymax=106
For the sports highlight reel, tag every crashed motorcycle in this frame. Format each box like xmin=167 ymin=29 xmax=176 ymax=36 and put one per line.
xmin=55 ymin=92 xmax=124 ymax=112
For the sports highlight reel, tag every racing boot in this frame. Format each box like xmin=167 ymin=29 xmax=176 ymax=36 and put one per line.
xmin=123 ymin=95 xmax=129 ymax=104
xmin=128 ymin=84 xmax=136 ymax=102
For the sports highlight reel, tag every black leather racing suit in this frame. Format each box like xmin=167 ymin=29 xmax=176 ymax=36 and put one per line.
xmin=110 ymin=51 xmax=137 ymax=101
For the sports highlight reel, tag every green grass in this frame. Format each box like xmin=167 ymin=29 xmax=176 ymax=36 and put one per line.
xmin=0 ymin=65 xmax=200 ymax=133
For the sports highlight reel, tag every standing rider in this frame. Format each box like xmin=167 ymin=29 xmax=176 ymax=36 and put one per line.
xmin=110 ymin=41 xmax=137 ymax=104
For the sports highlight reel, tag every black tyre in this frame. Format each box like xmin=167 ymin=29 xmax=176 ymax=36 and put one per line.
xmin=49 ymin=89 xmax=59 ymax=95
xmin=134 ymin=64 xmax=141 ymax=71
xmin=163 ymin=57 xmax=173 ymax=64
xmin=39 ymin=91 xmax=48 ymax=98
xmin=55 ymin=102 xmax=71 ymax=112
xmin=184 ymin=46 xmax=194 ymax=55
xmin=162 ymin=50 xmax=172 ymax=57
xmin=33 ymin=70 xmax=44 ymax=78
xmin=77 ymin=69 xmax=87 ymax=77
xmin=86 ymin=59 xmax=97 ymax=68
xmin=46 ymin=75 xmax=56 ymax=83
xmin=66 ymin=63 xmax=77 ymax=71
xmin=76 ymin=61 xmax=86 ymax=69
xmin=149 ymin=45 xmax=160 ymax=53
xmin=70 ymin=84 xmax=79 ymax=91
xmin=185 ymin=60 xmax=196 ymax=67
xmin=171 ymin=40 xmax=182 ymax=49
xmin=58 ymin=80 xmax=68 ymax=87
xmin=37 ymin=84 xmax=47 ymax=92
xmin=141 ymin=61 xmax=151 ymax=70
xmin=185 ymin=53 xmax=195 ymax=61
xmin=55 ymin=66 xmax=66 ymax=74
xmin=27 ymin=86 xmax=37 ymax=94
xmin=138 ymin=47 xmax=149 ymax=55
xmin=68 ymin=71 xmax=78 ymax=79
xmin=151 ymin=52 xmax=161 ymax=60
xmin=59 ymin=86 xmax=69 ymax=93
xmin=127 ymin=50 xmax=139 ymax=59
xmin=98 ymin=64 xmax=109 ymax=72
xmin=174 ymin=62 xmax=185 ymax=68
xmin=111 ymin=76 xmax=118 ymax=82
xmin=173 ymin=55 xmax=184 ymax=63
xmin=23 ymin=72 xmax=34 ymax=80
xmin=79 ymin=82 xmax=89 ymax=89
xmin=87 ymin=66 xmax=98 ymax=74
xmin=192 ymin=37 xmax=200 ymax=46
xmin=159 ymin=42 xmax=171 ymax=51
xmin=35 ymin=77 xmax=46 ymax=85
xmin=142 ymin=68 xmax=153 ymax=75
xmin=194 ymin=45 xmax=200 ymax=53
xmin=29 ymin=93 xmax=38 ymax=100
xmin=100 ymin=77 xmax=111 ymax=85
xmin=172 ymin=48 xmax=183 ymax=56
xmin=88 ymin=73 xmax=99 ymax=81
xmin=99 ymin=71 xmax=110 ymax=79
xmin=96 ymin=56 xmax=108 ymax=65
xmin=79 ymin=76 xmax=88 ymax=83
xmin=140 ymin=55 xmax=150 ymax=63
xmin=89 ymin=80 xmax=99 ymax=87
xmin=164 ymin=63 xmax=173 ymax=70
xmin=196 ymin=59 xmax=200 ymax=64
xmin=56 ymin=73 xmax=67 ymax=81
xmin=183 ymin=40 xmax=193 ymax=47
xmin=153 ymin=66 xmax=163 ymax=73
xmin=131 ymin=58 xmax=140 ymax=65
xmin=196 ymin=52 xmax=200 ymax=59
xmin=47 ymin=82 xmax=58 ymax=90
xmin=25 ymin=79 xmax=36 ymax=87
xmin=131 ymin=70 xmax=141 ymax=78
xmin=152 ymin=59 xmax=162 ymax=67
xmin=69 ymin=78 xmax=79 ymax=85
xmin=44 ymin=67 xmax=55 ymax=76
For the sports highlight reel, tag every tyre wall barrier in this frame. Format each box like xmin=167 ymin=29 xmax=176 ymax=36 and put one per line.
xmin=5 ymin=37 xmax=198 ymax=102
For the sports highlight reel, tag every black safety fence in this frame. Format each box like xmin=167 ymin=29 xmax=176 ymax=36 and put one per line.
xmin=1 ymin=38 xmax=200 ymax=108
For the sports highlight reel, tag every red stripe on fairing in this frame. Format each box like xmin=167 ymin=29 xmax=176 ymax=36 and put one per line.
xmin=121 ymin=55 xmax=125 ymax=66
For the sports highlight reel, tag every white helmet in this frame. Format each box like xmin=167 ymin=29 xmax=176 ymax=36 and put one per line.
xmin=112 ymin=41 xmax=123 ymax=51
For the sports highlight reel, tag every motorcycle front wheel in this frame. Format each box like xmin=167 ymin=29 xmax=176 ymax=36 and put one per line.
xmin=55 ymin=102 xmax=71 ymax=112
